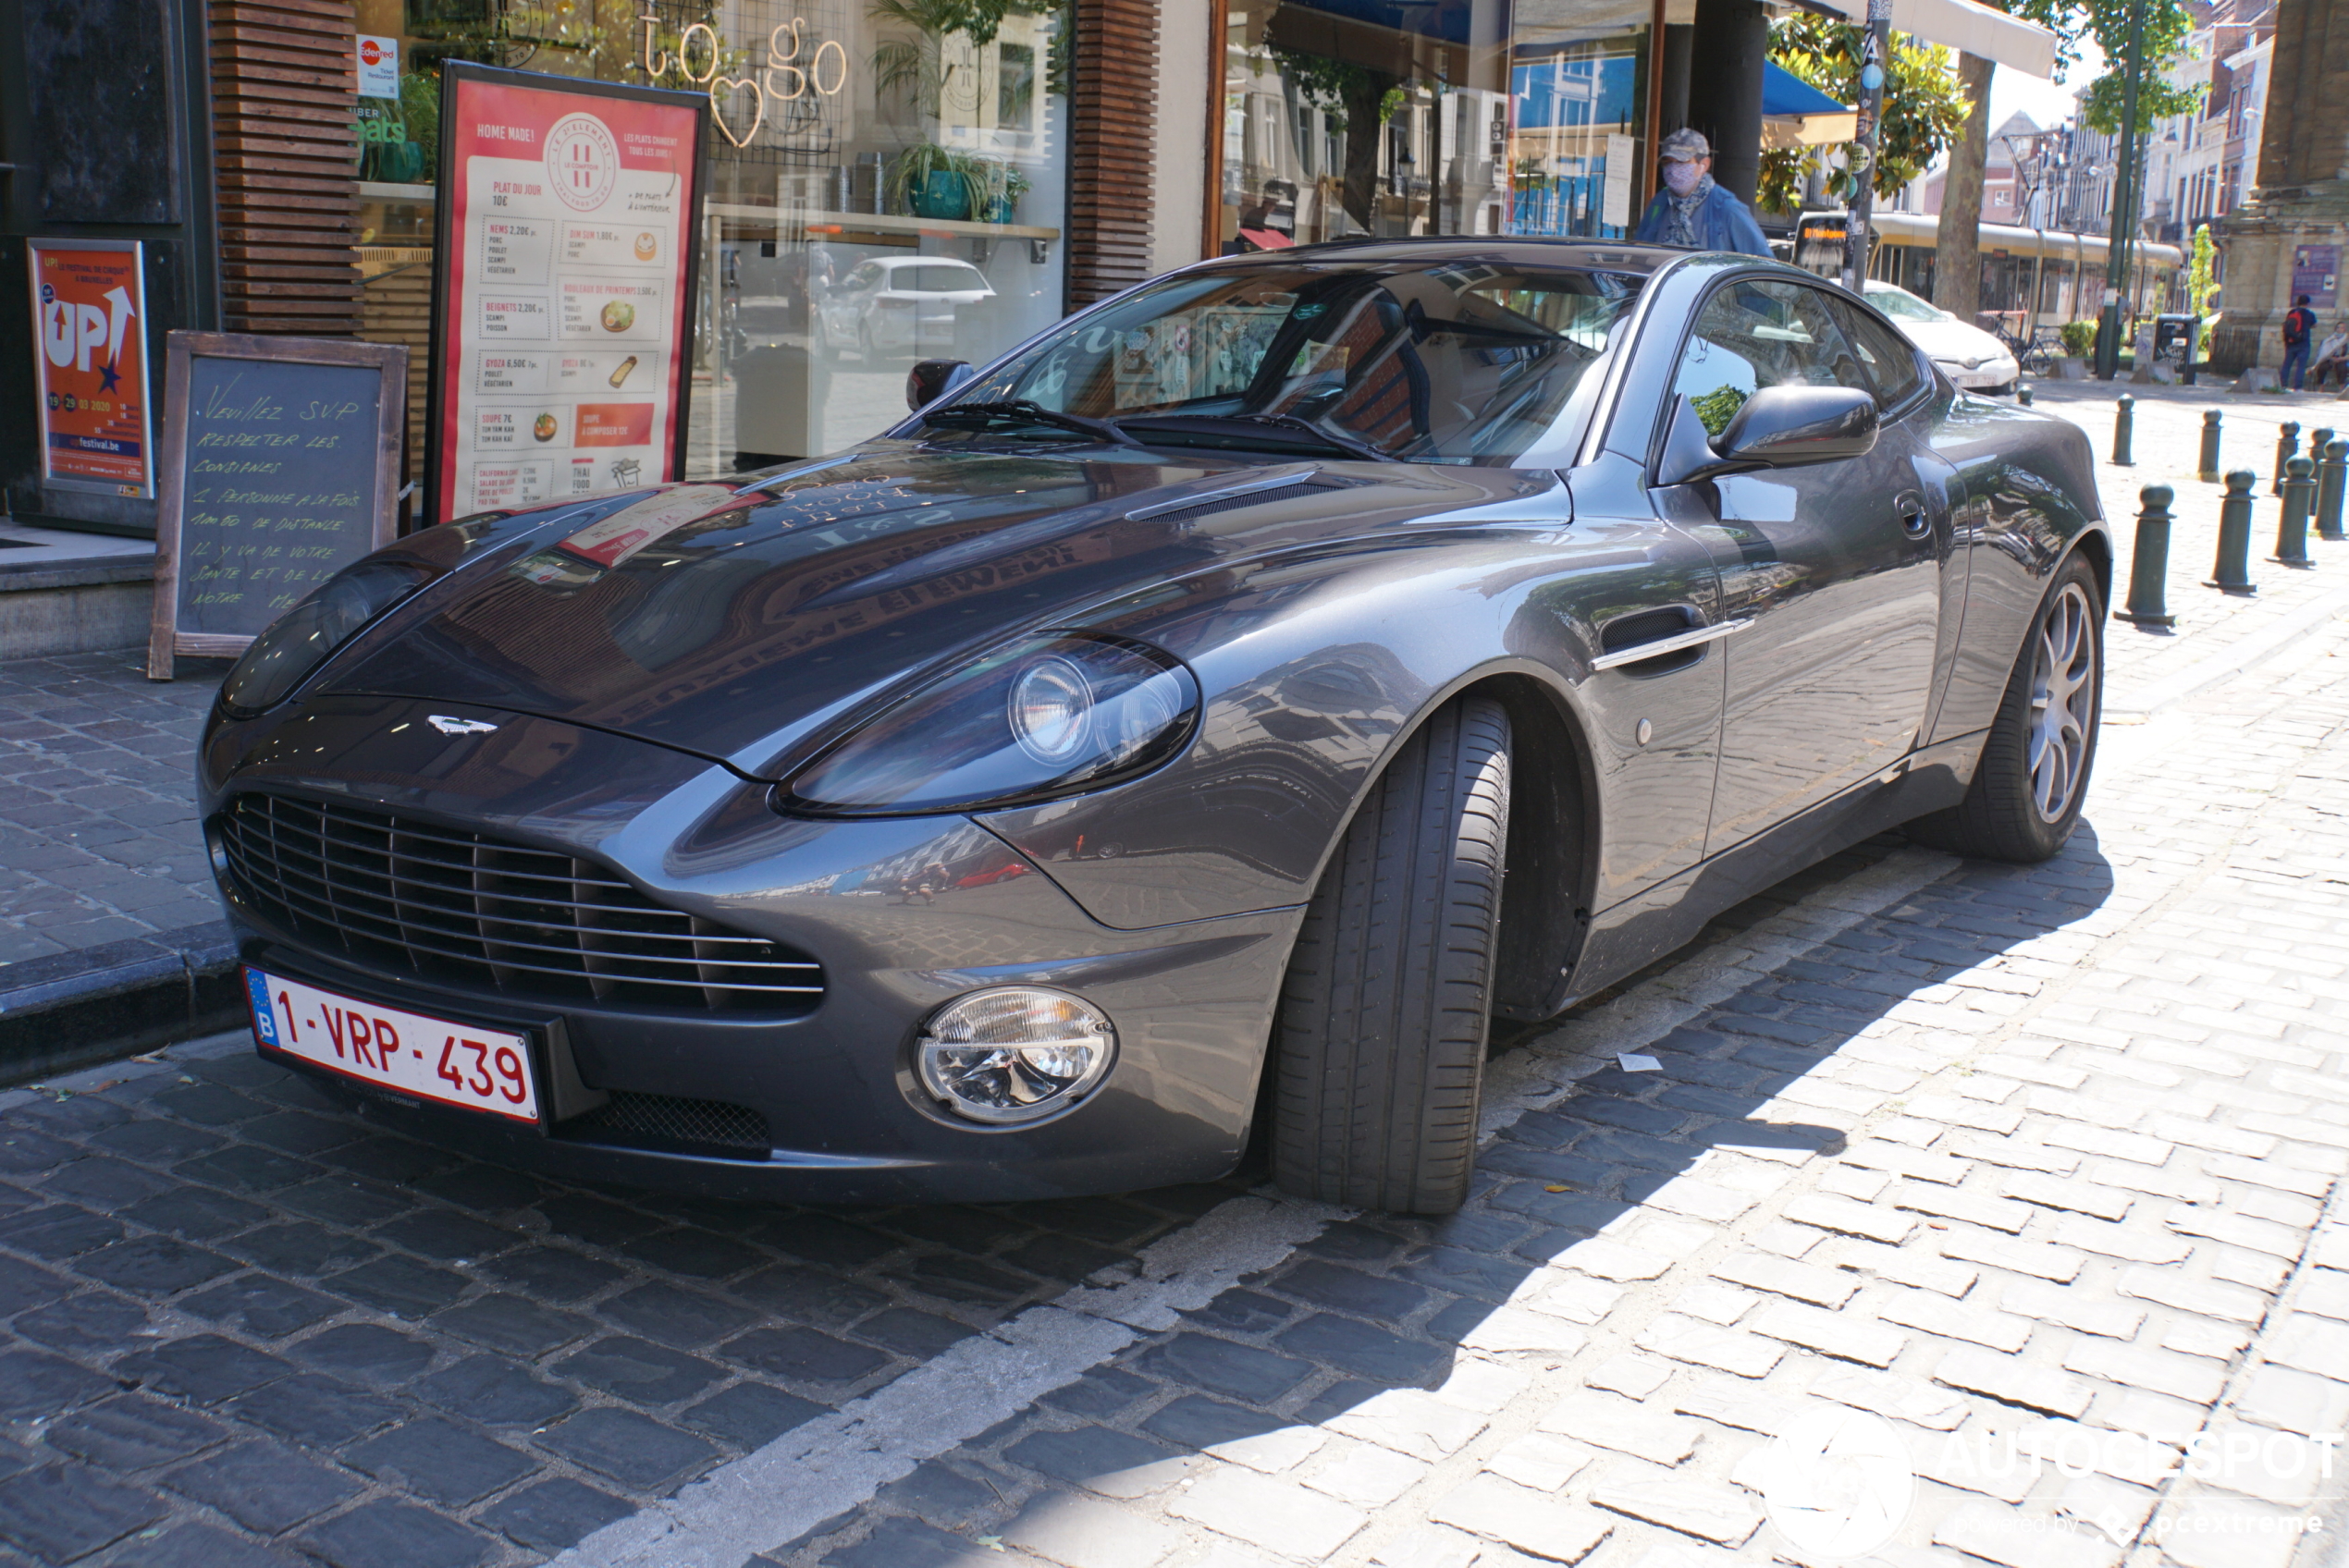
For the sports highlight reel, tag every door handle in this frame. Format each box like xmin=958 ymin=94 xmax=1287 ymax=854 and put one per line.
xmin=1895 ymin=488 xmax=1932 ymax=538
xmin=1592 ymin=618 xmax=1753 ymax=671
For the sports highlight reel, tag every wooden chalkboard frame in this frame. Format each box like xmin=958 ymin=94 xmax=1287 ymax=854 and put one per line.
xmin=147 ymin=331 xmax=409 ymax=679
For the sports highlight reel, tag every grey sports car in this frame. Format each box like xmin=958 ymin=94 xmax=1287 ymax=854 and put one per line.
xmin=201 ymin=240 xmax=2108 ymax=1215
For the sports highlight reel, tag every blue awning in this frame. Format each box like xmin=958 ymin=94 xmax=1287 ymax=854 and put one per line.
xmin=1763 ymin=62 xmax=1851 ymax=119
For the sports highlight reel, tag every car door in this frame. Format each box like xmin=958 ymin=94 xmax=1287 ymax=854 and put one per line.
xmin=1664 ymin=276 xmax=1946 ymax=850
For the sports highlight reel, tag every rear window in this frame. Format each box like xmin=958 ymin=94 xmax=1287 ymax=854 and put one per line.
xmin=892 ymin=265 xmax=990 ymax=292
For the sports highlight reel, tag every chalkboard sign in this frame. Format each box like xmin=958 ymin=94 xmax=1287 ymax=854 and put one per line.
xmin=148 ymin=333 xmax=407 ymax=678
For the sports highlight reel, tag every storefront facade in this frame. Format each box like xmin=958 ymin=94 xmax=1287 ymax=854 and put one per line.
xmin=2 ymin=0 xmax=1686 ymax=542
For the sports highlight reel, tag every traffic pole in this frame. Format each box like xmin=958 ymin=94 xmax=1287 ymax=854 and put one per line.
xmin=2318 ymin=438 xmax=2348 ymax=542
xmin=2198 ymin=410 xmax=2222 ymax=482
xmin=2275 ymin=421 xmax=2300 ymax=496
xmin=2208 ymin=470 xmax=2258 ymax=594
xmin=2276 ymin=456 xmax=2318 ymax=566
xmin=2117 ymin=483 xmax=2177 ymax=626
xmin=2112 ymin=395 xmax=2135 ymax=466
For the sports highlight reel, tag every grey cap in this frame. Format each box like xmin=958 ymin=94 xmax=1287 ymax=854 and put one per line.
xmin=1660 ymin=129 xmax=1711 ymax=163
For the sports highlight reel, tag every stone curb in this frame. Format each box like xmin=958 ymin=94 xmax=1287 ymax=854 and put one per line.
xmin=0 ymin=917 xmax=243 ymax=1086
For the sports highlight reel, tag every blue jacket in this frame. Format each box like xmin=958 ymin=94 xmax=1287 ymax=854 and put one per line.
xmin=1633 ymin=183 xmax=1773 ymax=257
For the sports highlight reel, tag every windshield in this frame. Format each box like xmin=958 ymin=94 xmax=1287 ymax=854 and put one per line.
xmin=940 ymin=260 xmax=1644 ymax=464
xmin=1866 ymin=285 xmax=1947 ymax=324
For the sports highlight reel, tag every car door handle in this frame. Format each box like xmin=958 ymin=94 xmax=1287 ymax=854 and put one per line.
xmin=1591 ymin=618 xmax=1753 ymax=671
xmin=1896 ymin=488 xmax=1933 ymax=538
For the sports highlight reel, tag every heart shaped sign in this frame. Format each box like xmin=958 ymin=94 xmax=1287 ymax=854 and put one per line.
xmin=710 ymin=75 xmax=765 ymax=148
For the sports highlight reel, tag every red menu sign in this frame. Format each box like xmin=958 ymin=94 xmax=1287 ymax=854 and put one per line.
xmin=428 ymin=64 xmax=706 ymax=524
xmin=28 ymin=239 xmax=154 ymax=497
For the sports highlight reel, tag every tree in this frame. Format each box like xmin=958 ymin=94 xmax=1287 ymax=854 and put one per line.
xmin=1929 ymin=0 xmax=2203 ymax=319
xmin=1760 ymin=18 xmax=1972 ymax=214
xmin=1268 ymin=47 xmax=1408 ymax=234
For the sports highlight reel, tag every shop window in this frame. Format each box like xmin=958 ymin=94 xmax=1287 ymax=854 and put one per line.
xmin=353 ymin=0 xmax=1074 ymax=484
xmin=1214 ymin=0 xmax=1650 ymax=253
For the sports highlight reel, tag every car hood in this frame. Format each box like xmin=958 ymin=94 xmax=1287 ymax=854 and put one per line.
xmin=316 ymin=442 xmax=1553 ymax=778
xmin=1894 ymin=317 xmax=2013 ymax=366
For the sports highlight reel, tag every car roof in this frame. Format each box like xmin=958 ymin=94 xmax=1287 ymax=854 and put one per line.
xmin=1187 ymin=236 xmax=1691 ymax=276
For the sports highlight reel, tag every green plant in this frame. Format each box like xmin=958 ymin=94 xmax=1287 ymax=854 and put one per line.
xmin=400 ymin=69 xmax=440 ymax=170
xmin=1761 ymin=18 xmax=1971 ymax=212
xmin=885 ymin=141 xmax=972 ymax=214
xmin=2188 ymin=223 xmax=2220 ymax=320
xmin=1691 ymin=386 xmax=1750 ymax=437
xmin=2060 ymin=319 xmax=2098 ymax=358
xmin=965 ymin=157 xmax=1029 ymax=218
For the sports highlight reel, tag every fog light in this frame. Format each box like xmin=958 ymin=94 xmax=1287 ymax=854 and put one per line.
xmin=916 ymin=987 xmax=1115 ymax=1124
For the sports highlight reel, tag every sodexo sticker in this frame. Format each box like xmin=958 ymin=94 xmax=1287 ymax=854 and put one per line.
xmin=1740 ymin=1407 xmax=1915 ymax=1556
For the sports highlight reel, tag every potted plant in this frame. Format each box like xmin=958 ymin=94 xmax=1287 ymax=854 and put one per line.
xmin=2056 ymin=318 xmax=2097 ymax=379
xmin=966 ymin=158 xmax=1030 ymax=225
xmin=886 ymin=141 xmax=971 ymax=220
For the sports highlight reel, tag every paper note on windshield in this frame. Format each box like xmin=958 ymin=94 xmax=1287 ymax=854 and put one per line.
xmin=1605 ymin=135 xmax=1634 ymax=230
xmin=556 ymin=484 xmax=739 ymax=568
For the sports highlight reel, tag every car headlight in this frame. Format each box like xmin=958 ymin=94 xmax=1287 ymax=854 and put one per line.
xmin=218 ymin=557 xmax=440 ymax=719
xmin=778 ymin=633 xmax=1199 ymax=815
xmin=915 ymin=987 xmax=1116 ymax=1124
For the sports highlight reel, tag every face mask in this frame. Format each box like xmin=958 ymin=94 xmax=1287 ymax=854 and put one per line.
xmin=1663 ymin=162 xmax=1704 ymax=197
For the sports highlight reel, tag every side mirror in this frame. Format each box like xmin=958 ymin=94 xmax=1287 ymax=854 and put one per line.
xmin=1655 ymin=384 xmax=1878 ymax=486
xmin=906 ymin=359 xmax=974 ymax=410
xmin=1716 ymin=384 xmax=1878 ymax=467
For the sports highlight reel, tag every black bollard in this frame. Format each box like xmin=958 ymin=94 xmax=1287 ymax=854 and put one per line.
xmin=2017 ymin=384 xmax=2034 ymax=406
xmin=2276 ymin=456 xmax=2318 ymax=566
xmin=2209 ymin=470 xmax=2258 ymax=594
xmin=2319 ymin=439 xmax=2348 ymax=542
xmin=2275 ymin=421 xmax=2301 ymax=496
xmin=2112 ymin=396 xmax=2135 ymax=465
xmin=2118 ymin=484 xmax=2178 ymax=626
xmin=2199 ymin=410 xmax=2223 ymax=482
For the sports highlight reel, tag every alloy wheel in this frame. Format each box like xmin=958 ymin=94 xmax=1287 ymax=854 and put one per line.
xmin=2027 ymin=582 xmax=2097 ymax=821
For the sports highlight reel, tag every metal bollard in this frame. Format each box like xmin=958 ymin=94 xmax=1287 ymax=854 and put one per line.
xmin=2276 ymin=456 xmax=2318 ymax=566
xmin=2199 ymin=410 xmax=2223 ymax=482
xmin=2118 ymin=484 xmax=2178 ymax=625
xmin=2017 ymin=384 xmax=2034 ymax=406
xmin=2275 ymin=421 xmax=2301 ymax=496
xmin=2319 ymin=439 xmax=2348 ymax=541
xmin=2112 ymin=396 xmax=2135 ymax=465
xmin=2209 ymin=470 xmax=2259 ymax=593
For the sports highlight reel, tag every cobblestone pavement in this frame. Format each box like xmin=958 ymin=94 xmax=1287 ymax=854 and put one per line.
xmin=0 ymin=653 xmax=234 ymax=966
xmin=7 ymin=396 xmax=2349 ymax=1568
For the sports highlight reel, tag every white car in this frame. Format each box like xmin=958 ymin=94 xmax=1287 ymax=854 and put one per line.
xmin=820 ymin=256 xmax=997 ymax=363
xmin=1864 ymin=279 xmax=2019 ymax=395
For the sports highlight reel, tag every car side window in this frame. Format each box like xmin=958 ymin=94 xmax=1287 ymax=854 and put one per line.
xmin=1826 ymin=296 xmax=1925 ymax=408
xmin=1671 ymin=278 xmax=1871 ymax=436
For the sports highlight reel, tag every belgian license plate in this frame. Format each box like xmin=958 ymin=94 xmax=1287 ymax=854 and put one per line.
xmin=245 ymin=967 xmax=539 ymax=1122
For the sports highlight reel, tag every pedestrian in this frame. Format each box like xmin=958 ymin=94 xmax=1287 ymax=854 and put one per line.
xmin=2281 ymin=293 xmax=2318 ymax=390
xmin=2313 ymin=321 xmax=2349 ymax=391
xmin=1632 ymin=129 xmax=1772 ymax=257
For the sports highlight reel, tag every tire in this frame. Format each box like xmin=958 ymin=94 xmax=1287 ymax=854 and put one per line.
xmin=1904 ymin=551 xmax=2103 ymax=862
xmin=1270 ymin=696 xmax=1510 ymax=1215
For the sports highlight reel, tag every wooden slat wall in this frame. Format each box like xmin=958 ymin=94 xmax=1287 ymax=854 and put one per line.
xmin=211 ymin=0 xmax=362 ymax=335
xmin=359 ymin=253 xmax=432 ymax=477
xmin=1067 ymin=0 xmax=1160 ymax=306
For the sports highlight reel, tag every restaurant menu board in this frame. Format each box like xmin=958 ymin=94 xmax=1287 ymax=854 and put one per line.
xmin=28 ymin=239 xmax=154 ymax=497
xmin=148 ymin=333 xmax=407 ymax=679
xmin=430 ymin=65 xmax=706 ymax=524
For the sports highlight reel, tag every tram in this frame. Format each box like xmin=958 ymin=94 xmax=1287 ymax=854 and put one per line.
xmin=1789 ymin=208 xmax=2186 ymax=332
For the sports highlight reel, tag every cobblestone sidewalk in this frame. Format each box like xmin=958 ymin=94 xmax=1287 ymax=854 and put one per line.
xmin=735 ymin=597 xmax=2349 ymax=1565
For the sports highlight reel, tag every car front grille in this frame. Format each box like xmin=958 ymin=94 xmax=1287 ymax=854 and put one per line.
xmin=216 ymin=791 xmax=824 ymax=1014
xmin=560 ymin=1091 xmax=771 ymax=1158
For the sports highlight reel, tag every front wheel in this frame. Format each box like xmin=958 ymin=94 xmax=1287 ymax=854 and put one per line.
xmin=1270 ymin=696 xmax=1510 ymax=1215
xmin=1905 ymin=552 xmax=2103 ymax=862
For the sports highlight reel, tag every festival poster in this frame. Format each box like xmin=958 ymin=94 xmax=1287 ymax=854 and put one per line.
xmin=431 ymin=66 xmax=705 ymax=523
xmin=28 ymin=239 xmax=154 ymax=498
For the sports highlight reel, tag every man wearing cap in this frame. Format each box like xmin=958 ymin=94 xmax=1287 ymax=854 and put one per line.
xmin=1633 ymin=129 xmax=1771 ymax=257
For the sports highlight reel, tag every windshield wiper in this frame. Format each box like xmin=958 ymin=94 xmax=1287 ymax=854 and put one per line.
xmin=919 ymin=399 xmax=1132 ymax=444
xmin=1110 ymin=411 xmax=1395 ymax=463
